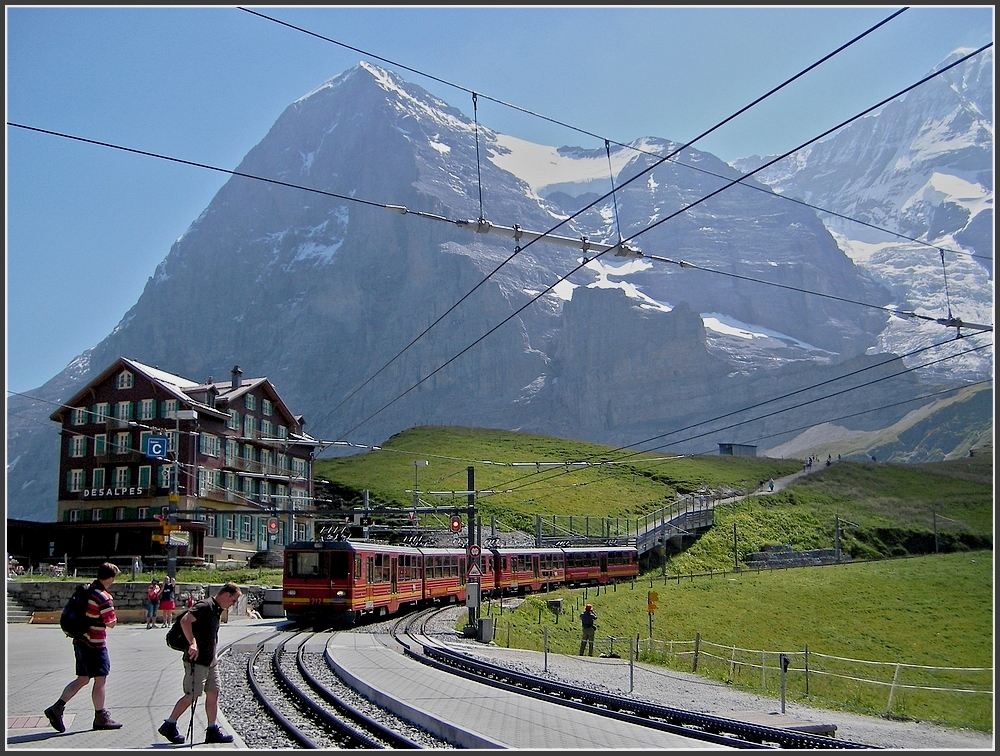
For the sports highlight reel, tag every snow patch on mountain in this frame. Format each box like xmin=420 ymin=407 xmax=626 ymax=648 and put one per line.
xmin=488 ymin=134 xmax=638 ymax=196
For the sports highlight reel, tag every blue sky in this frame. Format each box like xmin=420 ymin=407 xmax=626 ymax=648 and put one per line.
xmin=5 ymin=5 xmax=994 ymax=395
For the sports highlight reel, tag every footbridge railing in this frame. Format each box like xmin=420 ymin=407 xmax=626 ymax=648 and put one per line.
xmin=534 ymin=493 xmax=726 ymax=555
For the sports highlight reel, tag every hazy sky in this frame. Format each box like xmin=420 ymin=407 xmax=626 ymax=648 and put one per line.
xmin=5 ymin=5 xmax=994 ymax=395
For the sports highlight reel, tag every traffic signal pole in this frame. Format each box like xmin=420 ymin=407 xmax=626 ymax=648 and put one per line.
xmin=467 ymin=465 xmax=478 ymax=631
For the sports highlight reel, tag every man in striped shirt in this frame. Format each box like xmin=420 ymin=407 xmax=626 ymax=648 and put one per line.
xmin=44 ymin=561 xmax=124 ymax=732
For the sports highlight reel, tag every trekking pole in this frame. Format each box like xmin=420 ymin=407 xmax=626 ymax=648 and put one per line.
xmin=187 ymin=694 xmax=198 ymax=748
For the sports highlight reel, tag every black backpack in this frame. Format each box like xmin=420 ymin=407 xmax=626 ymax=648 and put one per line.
xmin=60 ymin=584 xmax=95 ymax=639
xmin=165 ymin=609 xmax=192 ymax=651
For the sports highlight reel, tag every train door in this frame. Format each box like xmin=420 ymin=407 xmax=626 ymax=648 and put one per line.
xmin=390 ymin=556 xmax=398 ymax=613
xmin=365 ymin=553 xmax=375 ymax=610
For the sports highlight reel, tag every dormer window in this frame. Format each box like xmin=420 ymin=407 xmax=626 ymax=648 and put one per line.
xmin=116 ymin=370 xmax=134 ymax=389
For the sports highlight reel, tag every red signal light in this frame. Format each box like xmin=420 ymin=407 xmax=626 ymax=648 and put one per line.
xmin=267 ymin=517 xmax=279 ymax=534
xmin=450 ymin=515 xmax=462 ymax=532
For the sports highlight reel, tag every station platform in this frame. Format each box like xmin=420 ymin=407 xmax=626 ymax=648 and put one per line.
xmin=322 ymin=631 xmax=725 ymax=749
xmin=6 ymin=615 xmax=273 ymax=751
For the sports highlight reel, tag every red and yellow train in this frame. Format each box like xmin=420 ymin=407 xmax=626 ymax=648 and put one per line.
xmin=282 ymin=540 xmax=639 ymax=624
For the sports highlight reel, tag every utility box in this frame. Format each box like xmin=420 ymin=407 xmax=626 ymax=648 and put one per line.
xmin=546 ymin=599 xmax=563 ymax=615
xmin=477 ymin=617 xmax=494 ymax=643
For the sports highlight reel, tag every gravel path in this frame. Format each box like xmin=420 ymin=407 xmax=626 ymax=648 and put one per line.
xmin=426 ymin=607 xmax=992 ymax=751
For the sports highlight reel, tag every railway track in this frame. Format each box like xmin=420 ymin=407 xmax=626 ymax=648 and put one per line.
xmin=235 ymin=628 xmax=450 ymax=748
xmin=392 ymin=607 xmax=880 ymax=750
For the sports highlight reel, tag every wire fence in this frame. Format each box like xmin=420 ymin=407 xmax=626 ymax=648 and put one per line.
xmin=481 ymin=604 xmax=993 ymax=732
xmin=637 ymin=635 xmax=992 ymax=729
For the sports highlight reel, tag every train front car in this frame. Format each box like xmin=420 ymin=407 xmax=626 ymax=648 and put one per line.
xmin=283 ymin=540 xmax=355 ymax=625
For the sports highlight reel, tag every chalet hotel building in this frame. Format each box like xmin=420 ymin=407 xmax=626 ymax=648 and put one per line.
xmin=47 ymin=357 xmax=321 ymax=566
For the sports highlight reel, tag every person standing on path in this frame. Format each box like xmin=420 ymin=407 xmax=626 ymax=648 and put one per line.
xmin=158 ymin=575 xmax=177 ymax=628
xmin=43 ymin=561 xmax=123 ymax=732
xmin=145 ymin=577 xmax=162 ymax=629
xmin=157 ymin=582 xmax=242 ymax=745
xmin=767 ymin=478 xmax=774 ymax=492
xmin=578 ymin=603 xmax=598 ymax=656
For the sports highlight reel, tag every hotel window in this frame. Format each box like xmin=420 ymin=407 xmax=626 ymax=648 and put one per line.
xmin=244 ymin=393 xmax=256 ymax=411
xmin=114 ymin=467 xmax=130 ymax=488
xmin=225 ymin=472 xmax=236 ymax=492
xmin=94 ymin=402 xmax=110 ymax=422
xmin=260 ymin=481 xmax=270 ymax=504
xmin=224 ymin=515 xmax=236 ymax=539
xmin=115 ymin=507 xmax=125 ymax=521
xmin=227 ymin=409 xmax=240 ymax=431
xmin=199 ymin=433 xmax=221 ymax=457
xmin=139 ymin=398 xmax=156 ymax=421
xmin=243 ymin=414 xmax=256 ymax=438
xmin=138 ymin=465 xmax=151 ymax=488
xmin=277 ymin=452 xmax=287 ymax=472
xmin=92 ymin=468 xmax=105 ymax=489
xmin=67 ymin=469 xmax=84 ymax=492
xmin=116 ymin=370 xmax=134 ymax=389
xmin=207 ymin=515 xmax=217 ymax=538
xmin=69 ymin=509 xmax=80 ymax=522
xmin=69 ymin=435 xmax=87 ymax=458
xmin=114 ymin=431 xmax=131 ymax=453
xmin=138 ymin=507 xmax=149 ymax=520
xmin=163 ymin=399 xmax=178 ymax=418
xmin=94 ymin=434 xmax=107 ymax=456
xmin=260 ymin=448 xmax=272 ymax=472
xmin=225 ymin=437 xmax=239 ymax=463
xmin=292 ymin=457 xmax=306 ymax=477
xmin=261 ymin=399 xmax=273 ymax=416
xmin=115 ymin=401 xmax=132 ymax=421
xmin=71 ymin=407 xmax=88 ymax=426
xmin=260 ymin=419 xmax=273 ymax=438
xmin=168 ymin=430 xmax=178 ymax=453
xmin=158 ymin=465 xmax=172 ymax=489
xmin=277 ymin=425 xmax=288 ymax=439
xmin=92 ymin=508 xmax=102 ymax=522
xmin=242 ymin=516 xmax=252 ymax=542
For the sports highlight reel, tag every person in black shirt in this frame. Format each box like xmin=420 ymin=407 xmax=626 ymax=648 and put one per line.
xmin=578 ymin=603 xmax=598 ymax=656
xmin=157 ymin=582 xmax=241 ymax=745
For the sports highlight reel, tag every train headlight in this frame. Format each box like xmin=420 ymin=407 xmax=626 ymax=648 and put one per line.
xmin=335 ymin=590 xmax=346 ymax=597
xmin=286 ymin=589 xmax=296 ymax=596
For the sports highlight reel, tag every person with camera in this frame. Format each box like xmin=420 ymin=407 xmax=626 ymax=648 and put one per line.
xmin=578 ymin=603 xmax=598 ymax=656
xmin=157 ymin=582 xmax=241 ymax=745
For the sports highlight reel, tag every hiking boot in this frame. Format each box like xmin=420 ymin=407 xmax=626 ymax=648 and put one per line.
xmin=44 ymin=702 xmax=65 ymax=733
xmin=93 ymin=708 xmax=123 ymax=730
xmin=205 ymin=725 xmax=234 ymax=744
xmin=158 ymin=720 xmax=185 ymax=744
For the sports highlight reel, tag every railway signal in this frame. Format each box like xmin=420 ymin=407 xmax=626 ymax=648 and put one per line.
xmin=267 ymin=517 xmax=279 ymax=536
xmin=450 ymin=514 xmax=463 ymax=532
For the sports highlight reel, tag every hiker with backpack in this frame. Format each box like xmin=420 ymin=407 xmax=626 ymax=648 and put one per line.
xmin=158 ymin=582 xmax=242 ymax=745
xmin=44 ymin=561 xmax=123 ymax=732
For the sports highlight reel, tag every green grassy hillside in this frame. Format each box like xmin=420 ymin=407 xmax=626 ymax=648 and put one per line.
xmin=314 ymin=426 xmax=992 ymax=566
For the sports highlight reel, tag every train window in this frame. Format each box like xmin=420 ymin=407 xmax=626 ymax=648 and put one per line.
xmin=354 ymin=554 xmax=361 ymax=580
xmin=288 ymin=551 xmax=322 ymax=578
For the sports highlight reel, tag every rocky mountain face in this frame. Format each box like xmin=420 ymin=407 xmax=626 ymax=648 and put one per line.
xmin=7 ymin=55 xmax=993 ymax=522
xmin=733 ymin=47 xmax=993 ymax=385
